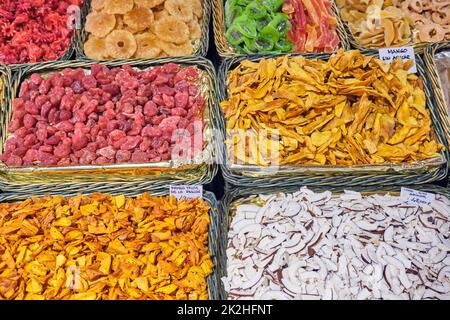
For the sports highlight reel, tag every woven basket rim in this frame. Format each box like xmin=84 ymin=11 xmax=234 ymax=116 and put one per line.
xmin=215 ymin=49 xmax=449 ymax=186
xmin=75 ymin=0 xmax=211 ymax=60
xmin=0 ymin=57 xmax=220 ymax=187
xmin=0 ymin=189 xmax=222 ymax=300
xmin=212 ymin=0 xmax=351 ymax=59
xmin=424 ymin=41 xmax=450 ymax=172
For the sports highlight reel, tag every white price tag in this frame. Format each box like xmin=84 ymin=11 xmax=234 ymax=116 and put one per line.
xmin=170 ymin=185 xmax=203 ymax=200
xmin=400 ymin=187 xmax=435 ymax=207
xmin=379 ymin=46 xmax=417 ymax=73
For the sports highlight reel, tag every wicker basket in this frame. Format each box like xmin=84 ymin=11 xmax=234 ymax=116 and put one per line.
xmin=218 ymin=184 xmax=450 ymax=299
xmin=0 ymin=57 xmax=220 ymax=193
xmin=212 ymin=0 xmax=351 ymax=59
xmin=425 ymin=42 xmax=450 ymax=161
xmin=217 ymin=50 xmax=449 ymax=188
xmin=0 ymin=1 xmax=88 ymax=71
xmin=334 ymin=4 xmax=444 ymax=54
xmin=0 ymin=189 xmax=222 ymax=300
xmin=75 ymin=0 xmax=211 ymax=59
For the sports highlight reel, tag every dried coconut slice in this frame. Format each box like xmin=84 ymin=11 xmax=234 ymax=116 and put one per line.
xmin=85 ymin=12 xmax=116 ymax=38
xmin=124 ymin=6 xmax=154 ymax=32
xmin=164 ymin=0 xmax=193 ymax=22
xmin=84 ymin=36 xmax=108 ymax=60
xmin=105 ymin=30 xmax=137 ymax=59
xmin=135 ymin=0 xmax=165 ymax=9
xmin=104 ymin=0 xmax=134 ymax=14
xmin=154 ymin=16 xmax=189 ymax=44
xmin=155 ymin=38 xmax=193 ymax=56
xmin=135 ymin=33 xmax=162 ymax=58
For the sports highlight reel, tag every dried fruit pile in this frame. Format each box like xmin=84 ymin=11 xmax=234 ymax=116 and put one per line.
xmin=223 ymin=188 xmax=450 ymax=300
xmin=0 ymin=193 xmax=213 ymax=300
xmin=337 ymin=0 xmax=450 ymax=48
xmin=0 ymin=0 xmax=83 ymax=65
xmin=225 ymin=0 xmax=340 ymax=54
xmin=436 ymin=50 xmax=450 ymax=112
xmin=84 ymin=0 xmax=203 ymax=59
xmin=282 ymin=0 xmax=341 ymax=53
xmin=221 ymin=50 xmax=443 ymax=166
xmin=0 ymin=63 xmax=206 ymax=167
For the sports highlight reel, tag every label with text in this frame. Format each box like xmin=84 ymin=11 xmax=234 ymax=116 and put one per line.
xmin=170 ymin=185 xmax=203 ymax=200
xmin=379 ymin=46 xmax=417 ymax=73
xmin=400 ymin=187 xmax=435 ymax=207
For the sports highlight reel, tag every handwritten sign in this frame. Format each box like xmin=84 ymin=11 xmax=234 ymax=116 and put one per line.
xmin=379 ymin=46 xmax=417 ymax=73
xmin=170 ymin=185 xmax=203 ymax=200
xmin=400 ymin=187 xmax=435 ymax=207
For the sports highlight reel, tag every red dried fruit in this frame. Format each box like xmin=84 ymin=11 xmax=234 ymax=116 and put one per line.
xmin=97 ymin=146 xmax=116 ymax=159
xmin=131 ymin=150 xmax=149 ymax=163
xmin=116 ymin=150 xmax=131 ymax=162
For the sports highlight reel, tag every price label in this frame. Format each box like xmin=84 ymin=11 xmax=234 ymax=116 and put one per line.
xmin=400 ymin=187 xmax=435 ymax=207
xmin=379 ymin=46 xmax=417 ymax=73
xmin=170 ymin=185 xmax=203 ymax=200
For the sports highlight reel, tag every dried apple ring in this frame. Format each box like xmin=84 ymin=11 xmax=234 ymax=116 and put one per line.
xmin=154 ymin=16 xmax=189 ymax=44
xmin=104 ymin=0 xmax=134 ymax=14
xmin=409 ymin=0 xmax=424 ymax=13
xmin=105 ymin=30 xmax=137 ymax=59
xmin=417 ymin=23 xmax=446 ymax=42
xmin=135 ymin=0 xmax=165 ymax=9
xmin=124 ymin=6 xmax=154 ymax=32
xmin=431 ymin=9 xmax=450 ymax=25
xmin=85 ymin=12 xmax=116 ymax=38
xmin=135 ymin=33 xmax=162 ymax=58
xmin=164 ymin=0 xmax=194 ymax=22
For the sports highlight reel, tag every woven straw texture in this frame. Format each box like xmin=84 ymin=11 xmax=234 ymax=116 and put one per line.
xmin=218 ymin=184 xmax=450 ymax=299
xmin=0 ymin=57 xmax=220 ymax=193
xmin=425 ymin=42 xmax=450 ymax=162
xmin=212 ymin=0 xmax=351 ymax=59
xmin=75 ymin=0 xmax=211 ymax=59
xmin=216 ymin=50 xmax=449 ymax=188
xmin=0 ymin=189 xmax=222 ymax=300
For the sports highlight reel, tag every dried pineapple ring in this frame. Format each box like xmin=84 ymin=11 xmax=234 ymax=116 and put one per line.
xmin=156 ymin=39 xmax=193 ymax=56
xmin=417 ymin=23 xmax=446 ymax=42
xmin=164 ymin=0 xmax=193 ymax=22
xmin=104 ymin=0 xmax=134 ymax=14
xmin=188 ymin=20 xmax=202 ymax=40
xmin=192 ymin=0 xmax=203 ymax=18
xmin=84 ymin=36 xmax=108 ymax=60
xmin=154 ymin=10 xmax=170 ymax=21
xmin=85 ymin=12 xmax=116 ymax=38
xmin=135 ymin=33 xmax=162 ymax=58
xmin=134 ymin=0 xmax=165 ymax=9
xmin=154 ymin=16 xmax=189 ymax=44
xmin=124 ymin=6 xmax=154 ymax=32
xmin=105 ymin=30 xmax=137 ymax=59
xmin=91 ymin=0 xmax=106 ymax=10
xmin=116 ymin=15 xmax=125 ymax=29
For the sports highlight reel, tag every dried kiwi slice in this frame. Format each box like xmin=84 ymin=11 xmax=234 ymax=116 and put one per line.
xmin=245 ymin=2 xmax=267 ymax=20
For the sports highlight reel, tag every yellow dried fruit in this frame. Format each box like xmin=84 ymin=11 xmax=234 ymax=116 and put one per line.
xmin=221 ymin=50 xmax=443 ymax=166
xmin=0 ymin=193 xmax=212 ymax=300
xmin=85 ymin=12 xmax=116 ymax=38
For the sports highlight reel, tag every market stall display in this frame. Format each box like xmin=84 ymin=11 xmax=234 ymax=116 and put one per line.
xmin=218 ymin=50 xmax=448 ymax=187
xmin=0 ymin=0 xmax=84 ymax=67
xmin=79 ymin=0 xmax=210 ymax=59
xmin=0 ymin=190 xmax=221 ymax=300
xmin=221 ymin=186 xmax=450 ymax=300
xmin=213 ymin=0 xmax=350 ymax=57
xmin=0 ymin=58 xmax=220 ymax=193
xmin=336 ymin=0 xmax=450 ymax=51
